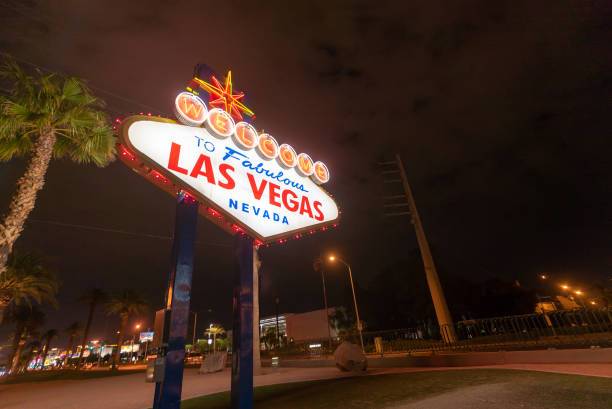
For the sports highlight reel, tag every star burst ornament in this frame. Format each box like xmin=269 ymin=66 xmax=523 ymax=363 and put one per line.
xmin=193 ymin=71 xmax=255 ymax=122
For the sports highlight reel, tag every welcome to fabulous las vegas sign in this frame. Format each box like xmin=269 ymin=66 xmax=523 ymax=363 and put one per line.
xmin=116 ymin=70 xmax=339 ymax=244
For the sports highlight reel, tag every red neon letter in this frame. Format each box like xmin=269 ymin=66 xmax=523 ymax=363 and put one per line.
xmin=282 ymin=190 xmax=299 ymax=212
xmin=247 ymin=173 xmax=267 ymax=200
xmin=218 ymin=164 xmax=235 ymax=190
xmin=269 ymin=183 xmax=281 ymax=207
xmin=313 ymin=201 xmax=324 ymax=221
xmin=299 ymin=196 xmax=314 ymax=219
xmin=167 ymin=142 xmax=188 ymax=175
xmin=190 ymin=154 xmax=216 ymax=185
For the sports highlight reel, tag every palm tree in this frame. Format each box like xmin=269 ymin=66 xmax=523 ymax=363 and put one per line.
xmin=0 ymin=250 xmax=59 ymax=325
xmin=40 ymin=328 xmax=58 ymax=369
xmin=205 ymin=324 xmax=226 ymax=353
xmin=0 ymin=56 xmax=115 ymax=273
xmin=106 ymin=289 xmax=148 ymax=369
xmin=63 ymin=321 xmax=82 ymax=367
xmin=22 ymin=338 xmax=41 ymax=372
xmin=75 ymin=288 xmax=108 ymax=369
xmin=7 ymin=304 xmax=45 ymax=374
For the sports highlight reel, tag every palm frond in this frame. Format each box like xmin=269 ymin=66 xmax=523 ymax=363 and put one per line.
xmin=0 ymin=132 xmax=32 ymax=160
xmin=0 ymin=55 xmax=115 ymax=164
xmin=0 ymin=250 xmax=60 ymax=308
xmin=106 ymin=289 xmax=149 ymax=316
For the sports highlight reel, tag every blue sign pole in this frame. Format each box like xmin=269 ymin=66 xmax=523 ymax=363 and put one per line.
xmin=230 ymin=234 xmax=254 ymax=409
xmin=153 ymin=192 xmax=198 ymax=409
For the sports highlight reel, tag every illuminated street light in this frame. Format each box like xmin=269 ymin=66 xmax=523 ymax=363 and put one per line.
xmin=328 ymin=254 xmax=364 ymax=353
xmin=560 ymin=284 xmax=570 ymax=290
xmin=135 ymin=323 xmax=141 ymax=330
xmin=590 ymin=300 xmax=597 ymax=305
xmin=540 ymin=274 xmax=547 ymax=280
xmin=574 ymin=290 xmax=583 ymax=295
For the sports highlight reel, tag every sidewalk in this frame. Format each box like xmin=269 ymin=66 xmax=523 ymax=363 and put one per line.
xmin=1 ymin=363 xmax=610 ymax=409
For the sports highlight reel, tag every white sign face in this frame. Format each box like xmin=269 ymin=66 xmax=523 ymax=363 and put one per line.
xmin=122 ymin=118 xmax=339 ymax=242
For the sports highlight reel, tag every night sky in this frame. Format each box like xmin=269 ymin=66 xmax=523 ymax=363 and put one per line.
xmin=0 ymin=1 xmax=610 ymax=344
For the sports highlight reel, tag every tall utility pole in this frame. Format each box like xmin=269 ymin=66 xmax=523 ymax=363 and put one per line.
xmin=380 ymin=154 xmax=457 ymax=343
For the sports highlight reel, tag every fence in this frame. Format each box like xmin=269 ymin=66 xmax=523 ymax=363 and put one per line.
xmin=262 ymin=308 xmax=612 ymax=358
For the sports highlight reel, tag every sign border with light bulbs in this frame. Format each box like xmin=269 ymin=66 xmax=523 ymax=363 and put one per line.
xmin=114 ymin=71 xmax=340 ymax=245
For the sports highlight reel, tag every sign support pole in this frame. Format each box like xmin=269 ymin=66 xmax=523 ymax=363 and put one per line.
xmin=153 ymin=192 xmax=198 ymax=409
xmin=231 ymin=234 xmax=254 ymax=409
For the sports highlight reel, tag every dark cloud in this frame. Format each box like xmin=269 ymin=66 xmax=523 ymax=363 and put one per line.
xmin=0 ymin=0 xmax=610 ymax=344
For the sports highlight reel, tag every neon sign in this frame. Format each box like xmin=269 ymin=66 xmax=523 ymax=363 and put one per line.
xmin=174 ymin=92 xmax=207 ymax=126
xmin=116 ymin=70 xmax=339 ymax=244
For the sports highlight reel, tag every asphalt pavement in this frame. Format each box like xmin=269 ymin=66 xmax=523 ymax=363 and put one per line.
xmin=1 ymin=364 xmax=610 ymax=409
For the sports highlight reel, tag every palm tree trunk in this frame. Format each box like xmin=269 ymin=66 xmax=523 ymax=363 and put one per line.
xmin=76 ymin=302 xmax=95 ymax=370
xmin=0 ymin=127 xmax=56 ymax=273
xmin=9 ymin=324 xmax=25 ymax=373
xmin=0 ymin=302 xmax=6 ymax=326
xmin=64 ymin=335 xmax=75 ymax=367
xmin=40 ymin=340 xmax=50 ymax=369
xmin=10 ymin=337 xmax=26 ymax=374
xmin=112 ymin=314 xmax=128 ymax=369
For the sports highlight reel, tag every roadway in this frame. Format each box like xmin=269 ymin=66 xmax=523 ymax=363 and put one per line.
xmin=1 ymin=364 xmax=610 ymax=409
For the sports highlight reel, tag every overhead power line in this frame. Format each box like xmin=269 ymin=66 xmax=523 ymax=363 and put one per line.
xmin=1 ymin=53 xmax=170 ymax=116
xmin=28 ymin=219 xmax=232 ymax=248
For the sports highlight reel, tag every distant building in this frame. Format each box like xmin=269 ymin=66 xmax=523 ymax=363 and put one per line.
xmin=260 ymin=314 xmax=288 ymax=338
xmin=535 ymin=296 xmax=559 ymax=313
xmin=555 ymin=295 xmax=581 ymax=310
xmin=260 ymin=308 xmax=338 ymax=344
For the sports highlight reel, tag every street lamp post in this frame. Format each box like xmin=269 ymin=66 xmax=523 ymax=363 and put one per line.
xmin=329 ymin=256 xmax=364 ymax=354
xmin=130 ymin=324 xmax=141 ymax=363
xmin=314 ymin=258 xmax=333 ymax=356
xmin=320 ymin=267 xmax=333 ymax=356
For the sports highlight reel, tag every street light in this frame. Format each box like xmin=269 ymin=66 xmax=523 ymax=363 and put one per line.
xmin=130 ymin=323 xmax=141 ymax=363
xmin=313 ymin=258 xmax=333 ymax=356
xmin=540 ymin=274 xmax=547 ymax=280
xmin=560 ymin=284 xmax=570 ymax=290
xmin=328 ymin=255 xmax=364 ymax=353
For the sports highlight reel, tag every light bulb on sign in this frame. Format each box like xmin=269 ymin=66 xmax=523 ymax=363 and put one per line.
xmin=256 ymin=134 xmax=279 ymax=160
xmin=278 ymin=144 xmax=297 ymax=168
xmin=206 ymin=108 xmax=235 ymax=138
xmin=174 ymin=92 xmax=208 ymax=126
xmin=312 ymin=161 xmax=330 ymax=184
xmin=296 ymin=153 xmax=314 ymax=176
xmin=232 ymin=122 xmax=258 ymax=149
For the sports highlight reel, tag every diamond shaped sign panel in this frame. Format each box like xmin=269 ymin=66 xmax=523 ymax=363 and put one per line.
xmin=119 ymin=116 xmax=339 ymax=243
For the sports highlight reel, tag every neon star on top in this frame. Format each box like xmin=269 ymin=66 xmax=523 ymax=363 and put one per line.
xmin=193 ymin=71 xmax=255 ymax=122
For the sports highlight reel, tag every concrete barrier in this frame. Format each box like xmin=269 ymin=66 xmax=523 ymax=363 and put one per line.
xmin=276 ymin=347 xmax=612 ymax=368
xmin=199 ymin=351 xmax=227 ymax=373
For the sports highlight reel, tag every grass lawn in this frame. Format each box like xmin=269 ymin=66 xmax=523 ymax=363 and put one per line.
xmin=0 ymin=368 xmax=144 ymax=385
xmin=180 ymin=369 xmax=612 ymax=409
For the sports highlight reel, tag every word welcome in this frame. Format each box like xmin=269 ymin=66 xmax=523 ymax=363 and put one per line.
xmin=174 ymin=91 xmax=330 ymax=184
